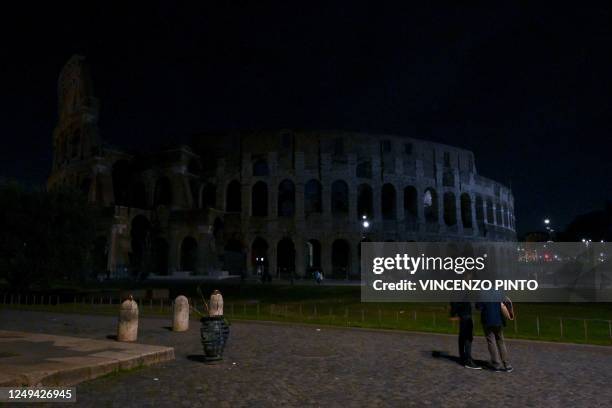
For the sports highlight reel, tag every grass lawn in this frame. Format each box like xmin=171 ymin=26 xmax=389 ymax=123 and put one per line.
xmin=1 ymin=282 xmax=611 ymax=346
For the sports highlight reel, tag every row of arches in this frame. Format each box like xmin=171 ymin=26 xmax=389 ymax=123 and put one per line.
xmin=111 ymin=159 xmax=513 ymax=231
xmin=225 ymin=180 xmax=399 ymax=218
xmin=246 ymin=237 xmax=353 ymax=278
xmin=220 ymin=180 xmax=514 ymax=229
xmin=127 ymin=215 xmax=200 ymax=276
xmin=122 ymin=214 xmax=515 ymax=278
xmin=126 ymin=218 xmax=356 ymax=278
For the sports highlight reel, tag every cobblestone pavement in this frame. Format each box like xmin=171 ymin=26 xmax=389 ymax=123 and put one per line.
xmin=1 ymin=309 xmax=610 ymax=408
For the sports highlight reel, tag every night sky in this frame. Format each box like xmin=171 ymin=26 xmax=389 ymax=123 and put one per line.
xmin=1 ymin=2 xmax=611 ymax=235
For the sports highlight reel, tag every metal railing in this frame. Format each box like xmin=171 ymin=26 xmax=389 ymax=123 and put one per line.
xmin=1 ymin=293 xmax=610 ymax=344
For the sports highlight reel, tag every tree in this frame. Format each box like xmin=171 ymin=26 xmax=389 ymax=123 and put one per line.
xmin=0 ymin=182 xmax=96 ymax=289
xmin=563 ymin=202 xmax=612 ymax=242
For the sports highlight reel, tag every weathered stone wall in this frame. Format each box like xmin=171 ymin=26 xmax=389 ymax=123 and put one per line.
xmin=188 ymin=131 xmax=516 ymax=278
xmin=47 ymin=58 xmax=516 ymax=280
xmin=50 ymin=131 xmax=516 ymax=280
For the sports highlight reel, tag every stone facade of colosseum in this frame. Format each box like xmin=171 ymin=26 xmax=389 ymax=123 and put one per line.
xmin=48 ymin=56 xmax=516 ymax=280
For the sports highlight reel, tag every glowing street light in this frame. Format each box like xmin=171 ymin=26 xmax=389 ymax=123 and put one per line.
xmin=361 ymin=214 xmax=371 ymax=241
xmin=543 ymin=218 xmax=554 ymax=242
xmin=361 ymin=214 xmax=370 ymax=229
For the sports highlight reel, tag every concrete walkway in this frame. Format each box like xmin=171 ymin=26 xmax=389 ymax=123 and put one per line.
xmin=0 ymin=330 xmax=174 ymax=387
xmin=0 ymin=309 xmax=610 ymax=407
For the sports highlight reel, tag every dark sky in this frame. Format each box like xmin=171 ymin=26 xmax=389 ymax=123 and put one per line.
xmin=1 ymin=2 xmax=611 ymax=235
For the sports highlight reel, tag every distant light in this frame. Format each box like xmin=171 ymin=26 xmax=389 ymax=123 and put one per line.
xmin=362 ymin=215 xmax=367 ymax=220
xmin=544 ymin=218 xmax=550 ymax=225
xmin=362 ymin=221 xmax=370 ymax=228
xmin=582 ymin=239 xmax=586 ymax=243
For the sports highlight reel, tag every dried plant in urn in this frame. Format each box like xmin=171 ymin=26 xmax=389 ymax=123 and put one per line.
xmin=191 ymin=286 xmax=230 ymax=362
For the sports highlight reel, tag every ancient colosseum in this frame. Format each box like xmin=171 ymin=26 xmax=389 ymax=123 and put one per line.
xmin=48 ymin=56 xmax=516 ymax=280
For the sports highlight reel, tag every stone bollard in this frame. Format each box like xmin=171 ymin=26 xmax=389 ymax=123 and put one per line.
xmin=173 ymin=295 xmax=190 ymax=332
xmin=209 ymin=290 xmax=224 ymax=316
xmin=117 ymin=297 xmax=139 ymax=342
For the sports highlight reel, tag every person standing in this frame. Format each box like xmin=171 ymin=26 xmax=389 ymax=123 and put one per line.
xmin=476 ymin=301 xmax=513 ymax=372
xmin=450 ymin=302 xmax=481 ymax=369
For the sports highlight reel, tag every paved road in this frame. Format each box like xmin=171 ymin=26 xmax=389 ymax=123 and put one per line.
xmin=0 ymin=309 xmax=610 ymax=407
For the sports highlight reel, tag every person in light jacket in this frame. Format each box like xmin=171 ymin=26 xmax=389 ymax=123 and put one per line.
xmin=476 ymin=300 xmax=513 ymax=372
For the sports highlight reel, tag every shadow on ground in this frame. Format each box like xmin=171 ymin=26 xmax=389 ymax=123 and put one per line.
xmin=430 ymin=350 xmax=491 ymax=369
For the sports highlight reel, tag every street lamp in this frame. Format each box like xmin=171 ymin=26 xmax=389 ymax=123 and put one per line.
xmin=544 ymin=218 xmax=553 ymax=242
xmin=359 ymin=215 xmax=372 ymax=281
xmin=361 ymin=215 xmax=371 ymax=234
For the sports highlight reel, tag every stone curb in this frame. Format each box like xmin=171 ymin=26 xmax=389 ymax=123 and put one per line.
xmin=0 ymin=330 xmax=175 ymax=387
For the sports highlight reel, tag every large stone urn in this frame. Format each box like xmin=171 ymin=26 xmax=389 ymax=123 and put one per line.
xmin=200 ymin=290 xmax=230 ymax=362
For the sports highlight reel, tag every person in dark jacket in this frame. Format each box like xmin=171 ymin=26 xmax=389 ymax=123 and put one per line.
xmin=476 ymin=300 xmax=513 ymax=372
xmin=450 ymin=301 xmax=480 ymax=369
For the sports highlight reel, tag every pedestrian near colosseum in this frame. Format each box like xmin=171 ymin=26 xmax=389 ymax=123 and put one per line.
xmin=476 ymin=300 xmax=513 ymax=372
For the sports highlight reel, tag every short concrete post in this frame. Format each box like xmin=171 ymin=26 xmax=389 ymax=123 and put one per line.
xmin=117 ymin=298 xmax=139 ymax=342
xmin=209 ymin=290 xmax=224 ymax=316
xmin=173 ymin=295 xmax=189 ymax=332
